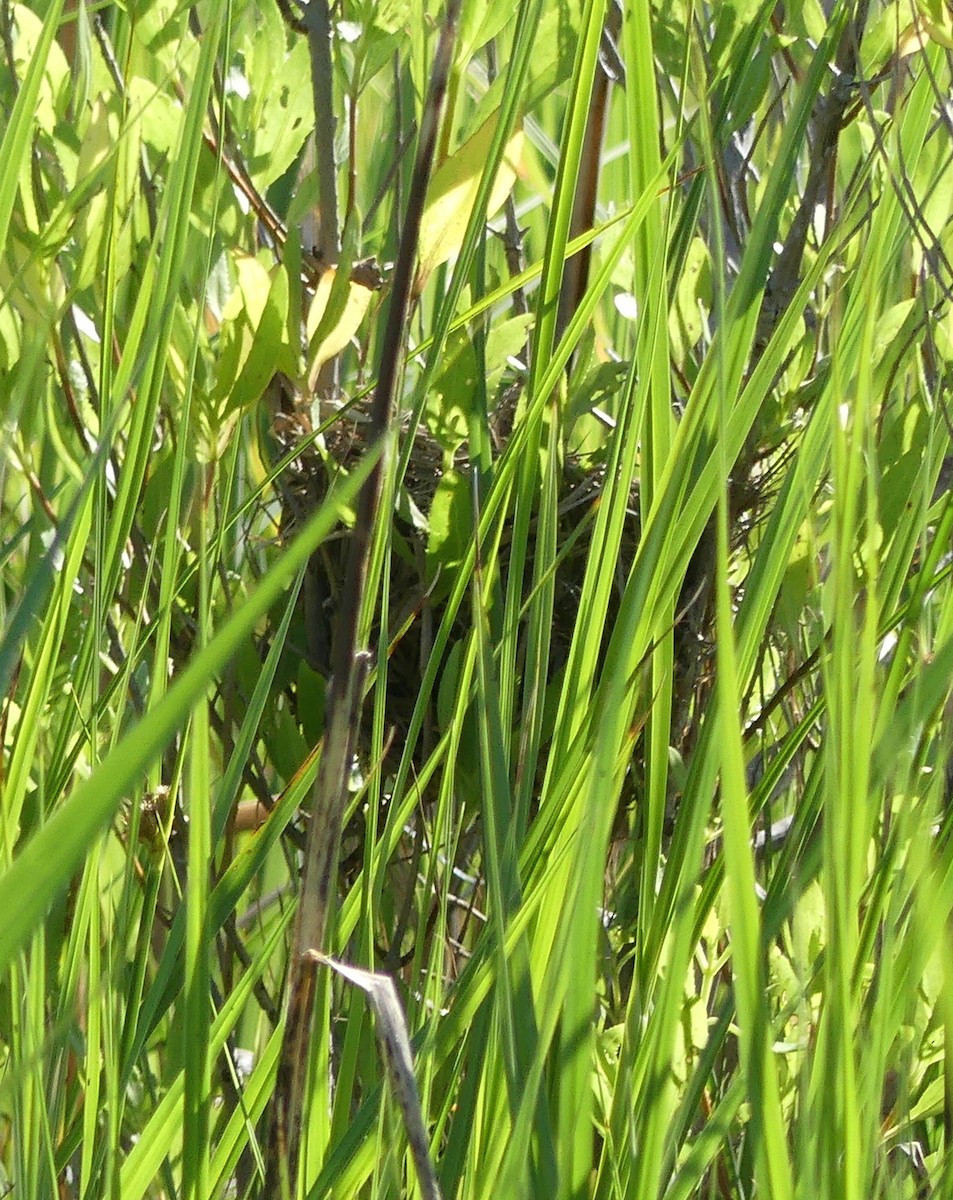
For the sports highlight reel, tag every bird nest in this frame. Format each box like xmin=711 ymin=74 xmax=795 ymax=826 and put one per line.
xmin=263 ymin=375 xmax=645 ymax=773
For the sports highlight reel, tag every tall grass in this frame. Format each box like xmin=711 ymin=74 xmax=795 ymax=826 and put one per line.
xmin=2 ymin=1 xmax=952 ymax=1198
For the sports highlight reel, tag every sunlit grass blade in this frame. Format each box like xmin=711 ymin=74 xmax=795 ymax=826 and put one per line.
xmin=0 ymin=452 xmax=375 ymax=977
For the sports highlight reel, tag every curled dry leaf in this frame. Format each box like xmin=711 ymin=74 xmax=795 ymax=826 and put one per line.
xmin=307 ymin=952 xmax=442 ymax=1200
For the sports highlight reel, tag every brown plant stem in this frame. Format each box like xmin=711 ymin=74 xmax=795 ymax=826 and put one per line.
xmin=300 ymin=0 xmax=341 ymax=270
xmin=263 ymin=2 xmax=461 ymax=1193
xmin=555 ymin=0 xmax=622 ymax=348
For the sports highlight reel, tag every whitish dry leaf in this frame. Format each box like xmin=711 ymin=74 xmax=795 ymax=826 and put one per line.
xmin=308 ymin=952 xmax=442 ymax=1200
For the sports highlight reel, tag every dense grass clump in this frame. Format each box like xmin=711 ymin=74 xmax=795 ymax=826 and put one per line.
xmin=2 ymin=1 xmax=953 ymax=1197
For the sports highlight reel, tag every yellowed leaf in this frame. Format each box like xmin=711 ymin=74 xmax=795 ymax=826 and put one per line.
xmin=894 ymin=21 xmax=928 ymax=59
xmin=306 ymin=267 xmax=376 ymax=385
xmin=212 ymin=252 xmax=288 ymax=410
xmin=10 ymin=4 xmax=70 ymax=133
xmin=224 ymin=252 xmax=273 ymax=328
xmin=416 ymin=114 xmax=524 ymax=291
xmin=917 ymin=0 xmax=953 ymax=49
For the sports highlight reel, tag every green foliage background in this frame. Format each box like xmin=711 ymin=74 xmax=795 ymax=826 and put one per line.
xmin=2 ymin=0 xmax=953 ymax=1197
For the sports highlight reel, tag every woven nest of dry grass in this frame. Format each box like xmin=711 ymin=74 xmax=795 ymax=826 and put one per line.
xmin=258 ymin=376 xmax=787 ymax=970
xmin=263 ymin=369 xmax=779 ymax=801
xmin=265 ymin=380 xmax=644 ymax=758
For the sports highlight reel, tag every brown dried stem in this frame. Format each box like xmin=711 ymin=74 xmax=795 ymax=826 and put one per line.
xmin=299 ymin=0 xmax=341 ymax=270
xmin=264 ymin=2 xmax=462 ymax=1194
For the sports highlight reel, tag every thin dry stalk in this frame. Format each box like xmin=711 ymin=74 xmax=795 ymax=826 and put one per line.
xmin=264 ymin=2 xmax=462 ymax=1193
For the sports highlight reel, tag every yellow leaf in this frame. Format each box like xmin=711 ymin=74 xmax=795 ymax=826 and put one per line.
xmin=10 ymin=4 xmax=70 ymax=133
xmin=416 ymin=114 xmax=524 ymax=291
xmin=306 ymin=267 xmax=376 ymax=385
xmin=911 ymin=0 xmax=953 ymax=49
xmin=224 ymin=252 xmax=273 ymax=328
xmin=894 ymin=21 xmax=928 ymax=60
xmin=213 ymin=252 xmax=285 ymax=407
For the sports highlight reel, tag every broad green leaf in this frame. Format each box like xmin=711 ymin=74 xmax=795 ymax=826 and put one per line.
xmin=8 ymin=4 xmax=70 ymax=134
xmin=228 ymin=264 xmax=290 ymax=413
xmin=424 ymin=326 xmax=475 ymax=454
xmin=73 ymin=96 xmax=139 ymax=293
xmin=458 ymin=0 xmax=513 ymax=60
xmin=353 ymin=2 xmax=412 ymax=86
xmin=669 ymin=236 xmax=712 ymax=360
xmin=486 ymin=312 xmax=534 ymax=389
xmin=233 ymin=0 xmax=313 ymax=189
xmin=127 ymin=75 xmax=184 ymax=157
xmin=0 ymin=0 xmax=67 ymax=252
xmin=426 ymin=468 xmax=472 ymax=583
xmin=424 ymin=313 xmax=532 ymax=455
xmin=213 ymin=252 xmax=290 ymax=413
xmin=468 ymin=0 xmax=583 ymax=131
